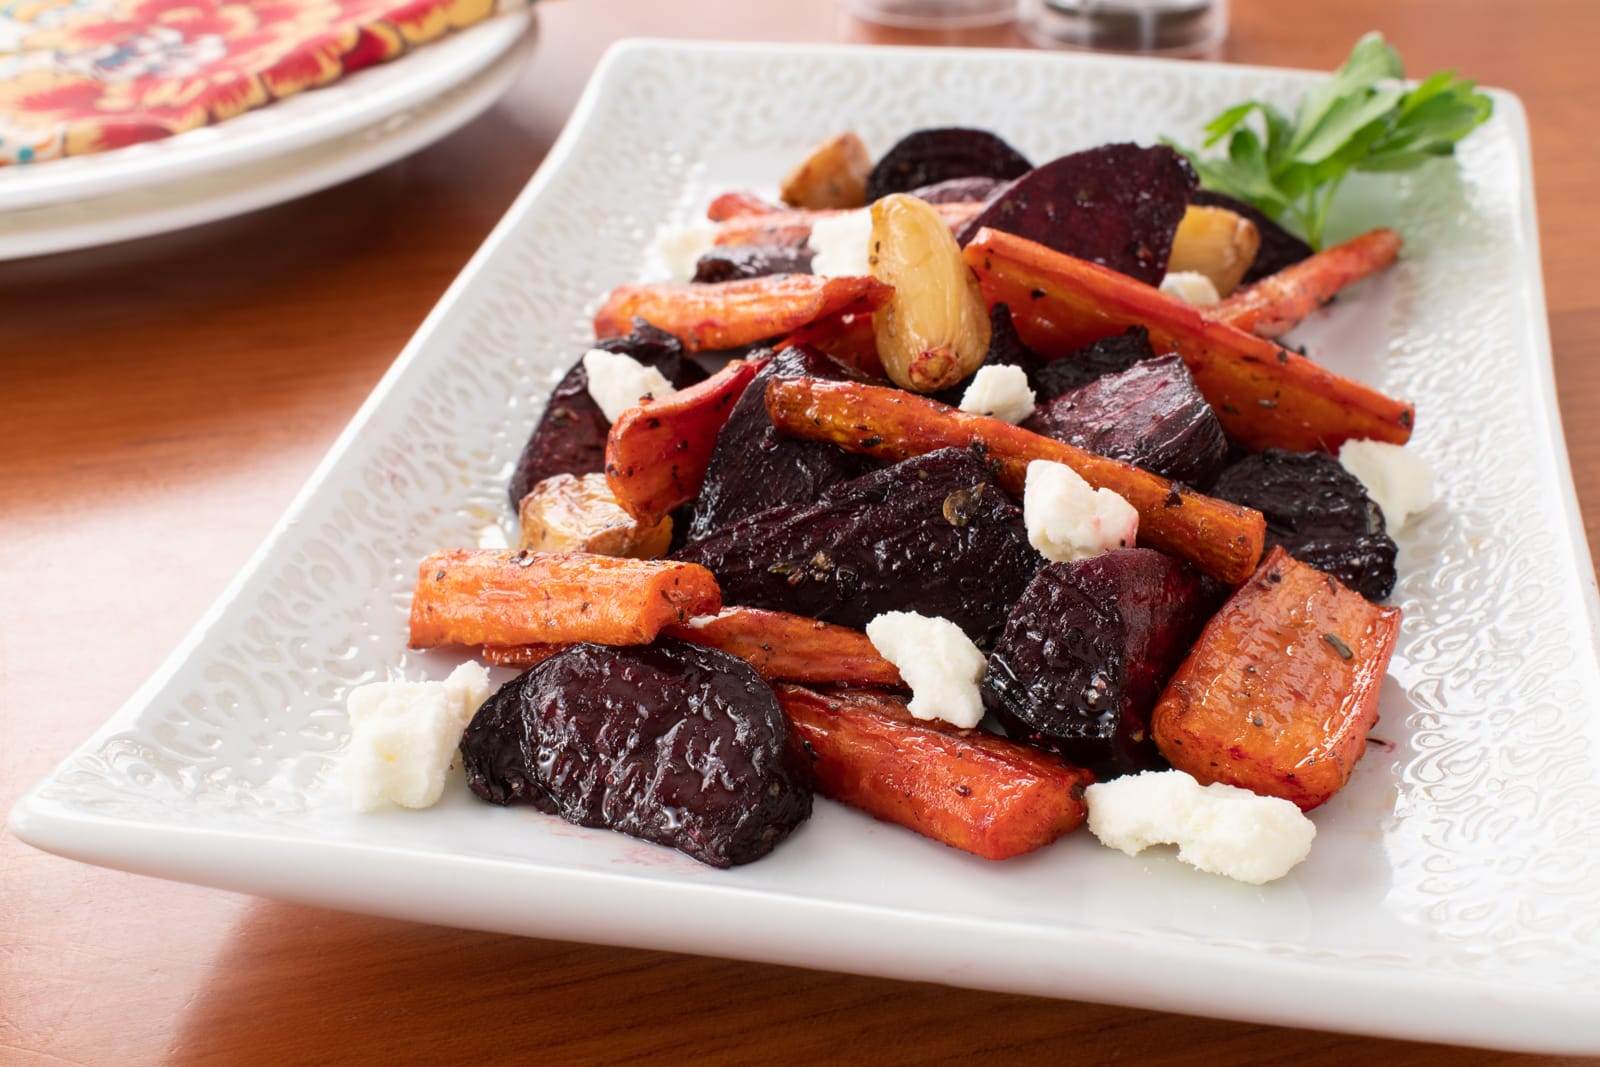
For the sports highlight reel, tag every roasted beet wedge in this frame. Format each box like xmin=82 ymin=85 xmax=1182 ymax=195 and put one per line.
xmin=955 ymin=144 xmax=1197 ymax=285
xmin=693 ymin=244 xmax=815 ymax=283
xmin=983 ymin=548 xmax=1214 ymax=776
xmin=506 ymin=322 xmax=705 ymax=508
xmin=1192 ymin=189 xmax=1313 ymax=284
xmin=1033 ymin=326 xmax=1157 ymax=400
xmin=909 ymin=175 xmax=1005 ymax=204
xmin=677 ymin=447 xmax=1039 ymax=644
xmin=460 ymin=640 xmax=812 ymax=867
xmin=687 ymin=346 xmax=873 ymax=542
xmin=931 ymin=305 xmax=1043 ymax=408
xmin=1208 ymin=450 xmax=1397 ymax=600
xmin=1023 ymin=355 xmax=1229 ymax=486
xmin=867 ymin=127 xmax=1032 ymax=202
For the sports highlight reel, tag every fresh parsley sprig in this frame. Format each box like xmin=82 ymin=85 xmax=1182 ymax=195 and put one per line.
xmin=1175 ymin=33 xmax=1494 ymax=248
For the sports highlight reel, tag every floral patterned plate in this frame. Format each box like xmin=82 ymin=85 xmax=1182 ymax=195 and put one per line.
xmin=10 ymin=40 xmax=1600 ymax=1053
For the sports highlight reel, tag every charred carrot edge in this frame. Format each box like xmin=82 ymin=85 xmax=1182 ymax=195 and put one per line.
xmin=593 ymin=274 xmax=893 ymax=353
xmin=605 ymin=358 xmax=766 ymax=524
xmin=777 ymin=685 xmax=1093 ymax=860
xmin=706 ymin=190 xmax=782 ymax=221
xmin=1151 ymin=547 xmax=1402 ymax=811
xmin=963 ymin=228 xmax=1414 ymax=452
xmin=480 ymin=643 xmax=564 ymax=669
xmin=408 ymin=549 xmax=722 ymax=650
xmin=764 ymin=376 xmax=1265 ymax=585
xmin=662 ymin=608 xmax=903 ymax=688
xmin=1216 ymin=229 xmax=1402 ymax=339
xmin=780 ymin=312 xmax=885 ymax=379
xmin=711 ymin=201 xmax=984 ymax=249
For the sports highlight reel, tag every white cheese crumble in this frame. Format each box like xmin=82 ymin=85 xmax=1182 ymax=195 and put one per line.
xmin=1339 ymin=438 xmax=1435 ymax=532
xmin=582 ymin=348 xmax=677 ymax=423
xmin=1160 ymin=270 xmax=1221 ymax=307
xmin=959 ymin=364 xmax=1036 ymax=424
xmin=865 ymin=611 xmax=987 ymax=729
xmin=807 ymin=207 xmax=873 ymax=277
xmin=345 ymin=661 xmax=492 ymax=813
xmin=1022 ymin=460 xmax=1139 ymax=564
xmin=1087 ymin=769 xmax=1316 ymax=885
xmin=650 ymin=223 xmax=717 ymax=282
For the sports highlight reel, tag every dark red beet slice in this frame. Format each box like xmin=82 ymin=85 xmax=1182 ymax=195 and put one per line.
xmin=1192 ymin=189 xmax=1313 ymax=284
xmin=1033 ymin=326 xmax=1157 ymax=400
xmin=677 ymin=447 xmax=1040 ymax=644
xmin=908 ymin=175 xmax=1004 ymax=204
xmin=867 ymin=128 xmax=1032 ymax=202
xmin=506 ymin=322 xmax=707 ymax=508
xmin=687 ymin=345 xmax=874 ymax=541
xmin=955 ymin=143 xmax=1197 ymax=285
xmin=693 ymin=244 xmax=815 ymax=283
xmin=931 ymin=304 xmax=1043 ymax=408
xmin=983 ymin=548 xmax=1214 ymax=776
xmin=460 ymin=640 xmax=812 ymax=868
xmin=1023 ymin=355 xmax=1229 ymax=485
xmin=1208 ymin=450 xmax=1397 ymax=600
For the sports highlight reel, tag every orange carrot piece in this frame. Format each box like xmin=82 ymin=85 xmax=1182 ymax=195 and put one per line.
xmin=593 ymin=274 xmax=892 ymax=353
xmin=964 ymin=227 xmax=1414 ymax=451
xmin=764 ymin=376 xmax=1265 ymax=584
xmin=479 ymin=643 xmax=564 ymax=669
xmin=780 ymin=312 xmax=884 ymax=379
xmin=706 ymin=190 xmax=782 ymax=221
xmin=663 ymin=608 xmax=903 ymax=688
xmin=1216 ymin=229 xmax=1402 ymax=339
xmin=408 ymin=549 xmax=721 ymax=650
xmin=778 ymin=685 xmax=1093 ymax=860
xmin=710 ymin=201 xmax=983 ymax=248
xmin=1151 ymin=547 xmax=1401 ymax=811
xmin=605 ymin=358 xmax=764 ymax=523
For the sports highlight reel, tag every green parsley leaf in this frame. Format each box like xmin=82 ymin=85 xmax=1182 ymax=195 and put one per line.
xmin=1173 ymin=32 xmax=1493 ymax=248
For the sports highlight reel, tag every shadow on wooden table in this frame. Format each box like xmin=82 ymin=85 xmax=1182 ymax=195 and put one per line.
xmin=163 ymin=899 xmax=1536 ymax=1065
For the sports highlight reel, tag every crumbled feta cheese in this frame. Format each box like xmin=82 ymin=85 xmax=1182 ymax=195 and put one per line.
xmin=1022 ymin=460 xmax=1139 ymax=564
xmin=582 ymin=348 xmax=677 ymax=423
xmin=865 ymin=611 xmax=987 ymax=729
xmin=1087 ymin=769 xmax=1316 ymax=885
xmin=345 ymin=662 xmax=492 ymax=812
xmin=1339 ymin=438 xmax=1435 ymax=532
xmin=650 ymin=223 xmax=717 ymax=282
xmin=959 ymin=364 xmax=1036 ymax=424
xmin=807 ymin=208 xmax=873 ymax=277
xmin=1160 ymin=270 xmax=1221 ymax=307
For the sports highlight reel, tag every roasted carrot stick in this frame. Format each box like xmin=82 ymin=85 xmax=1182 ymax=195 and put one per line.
xmin=605 ymin=358 xmax=764 ymax=523
xmin=964 ymin=227 xmax=1414 ymax=451
xmin=1151 ymin=546 xmax=1401 ymax=811
xmin=779 ymin=312 xmax=884 ymax=379
xmin=479 ymin=643 xmax=564 ymax=669
xmin=778 ymin=685 xmax=1093 ymax=860
xmin=1215 ymin=228 xmax=1402 ymax=339
xmin=662 ymin=608 xmax=903 ymax=688
xmin=710 ymin=201 xmax=984 ymax=248
xmin=408 ymin=549 xmax=721 ymax=650
xmin=764 ymin=376 xmax=1265 ymax=584
xmin=593 ymin=274 xmax=892 ymax=352
xmin=706 ymin=190 xmax=782 ymax=221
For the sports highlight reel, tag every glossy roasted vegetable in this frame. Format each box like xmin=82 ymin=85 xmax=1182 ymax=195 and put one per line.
xmin=778 ymin=685 xmax=1093 ymax=860
xmin=461 ymin=641 xmax=811 ymax=867
xmin=709 ymin=201 xmax=984 ymax=249
xmin=869 ymin=193 xmax=992 ymax=392
xmin=408 ymin=549 xmax=721 ymax=649
xmin=593 ymin=274 xmax=891 ymax=352
xmin=965 ymin=227 xmax=1415 ymax=451
xmin=1024 ymin=355 xmax=1229 ymax=486
xmin=706 ymin=190 xmax=781 ymax=221
xmin=1192 ymin=189 xmax=1313 ymax=283
xmin=688 ymin=346 xmax=872 ymax=541
xmin=1209 ymin=449 xmax=1398 ymax=600
xmin=677 ymin=447 xmax=1038 ymax=644
xmin=908 ymin=175 xmax=1004 ymax=204
xmin=692 ymin=244 xmax=816 ymax=283
xmin=983 ymin=548 xmax=1216 ymax=777
xmin=517 ymin=472 xmax=673 ymax=558
xmin=866 ymin=127 xmax=1032 ymax=202
xmin=605 ymin=358 xmax=766 ymax=524
xmin=930 ymin=304 xmax=1043 ymax=408
xmin=1032 ymin=326 xmax=1157 ymax=400
xmin=505 ymin=322 xmax=703 ymax=508
xmin=1215 ymin=228 xmax=1402 ymax=339
xmin=1167 ymin=204 xmax=1261 ymax=297
xmin=1152 ymin=547 xmax=1401 ymax=810
xmin=763 ymin=376 xmax=1265 ymax=585
xmin=780 ymin=132 xmax=873 ymax=209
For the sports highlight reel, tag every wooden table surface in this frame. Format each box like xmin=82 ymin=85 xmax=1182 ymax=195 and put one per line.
xmin=5 ymin=0 xmax=1598 ymax=1063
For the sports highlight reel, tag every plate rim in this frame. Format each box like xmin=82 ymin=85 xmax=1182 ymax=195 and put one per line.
xmin=10 ymin=38 xmax=1598 ymax=1054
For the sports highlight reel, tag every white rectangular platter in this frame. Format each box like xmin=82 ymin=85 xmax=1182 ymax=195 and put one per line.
xmin=12 ymin=39 xmax=1600 ymax=1054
